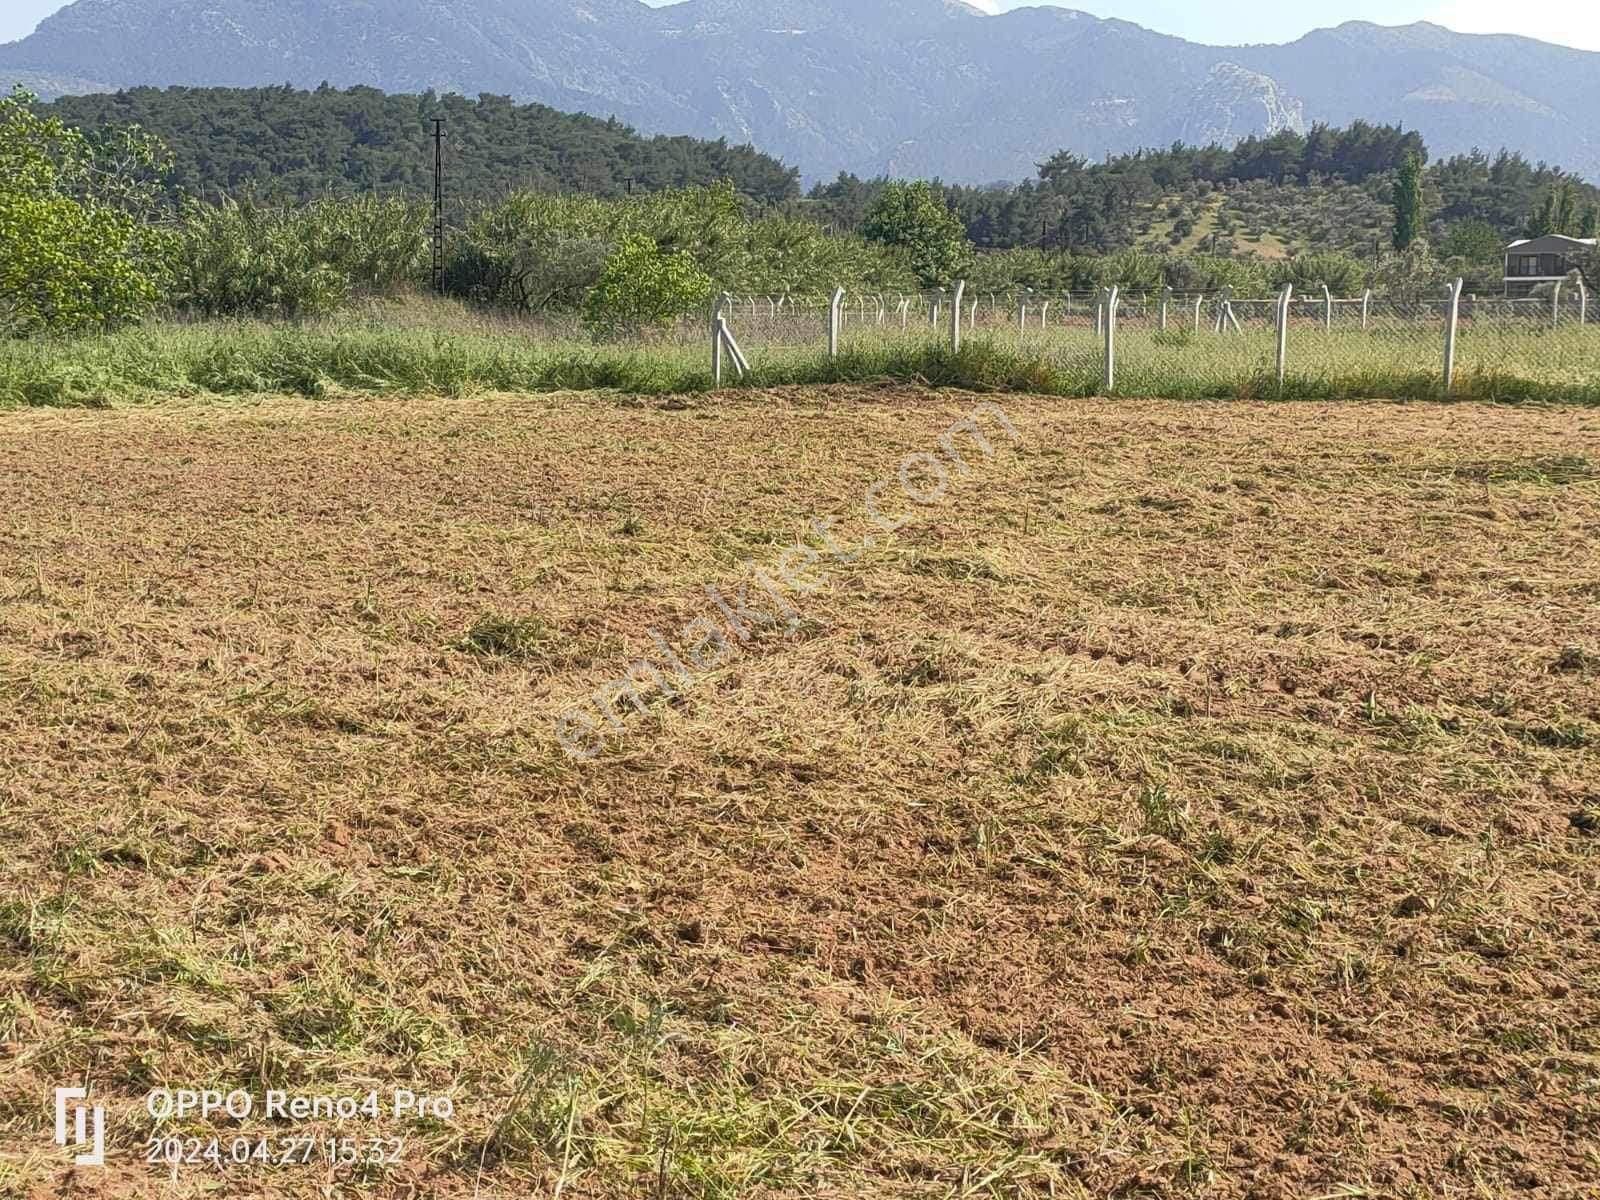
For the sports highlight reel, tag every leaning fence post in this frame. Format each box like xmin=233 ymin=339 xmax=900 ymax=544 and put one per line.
xmin=1361 ymin=289 xmax=1372 ymax=332
xmin=1102 ymin=285 xmax=1119 ymax=394
xmin=1275 ymin=284 xmax=1293 ymax=393
xmin=828 ymin=286 xmax=844 ymax=358
xmin=1442 ymin=277 xmax=1464 ymax=396
xmin=951 ymin=280 xmax=966 ymax=352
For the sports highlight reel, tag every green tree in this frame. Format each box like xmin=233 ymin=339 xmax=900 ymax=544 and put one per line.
xmin=1391 ymin=152 xmax=1426 ymax=252
xmin=1371 ymin=239 xmax=1447 ymax=301
xmin=1580 ymin=203 xmax=1599 ymax=239
xmin=0 ymin=87 xmax=172 ymax=336
xmin=583 ymin=233 xmax=713 ymax=335
xmin=1526 ymin=188 xmax=1557 ymax=238
xmin=861 ymin=181 xmax=972 ymax=287
xmin=1441 ymin=219 xmax=1504 ymax=264
xmin=1553 ymin=182 xmax=1578 ymax=235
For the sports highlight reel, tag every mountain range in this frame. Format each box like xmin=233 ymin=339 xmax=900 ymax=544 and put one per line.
xmin=4 ymin=0 xmax=1599 ymax=184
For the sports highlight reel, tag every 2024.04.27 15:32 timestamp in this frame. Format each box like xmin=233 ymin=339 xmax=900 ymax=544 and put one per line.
xmin=145 ymin=1135 xmax=406 ymax=1170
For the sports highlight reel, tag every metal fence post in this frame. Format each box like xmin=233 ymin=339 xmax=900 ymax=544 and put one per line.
xmin=1323 ymin=285 xmax=1333 ymax=333
xmin=828 ymin=286 xmax=844 ymax=358
xmin=1159 ymin=286 xmax=1172 ymax=332
xmin=1578 ymin=280 xmax=1589 ymax=325
xmin=1552 ymin=281 xmax=1563 ymax=331
xmin=1193 ymin=294 xmax=1203 ymax=334
xmin=1276 ymin=284 xmax=1293 ymax=393
xmin=951 ymin=279 xmax=965 ymax=353
xmin=1102 ymin=285 xmax=1119 ymax=394
xmin=1361 ymin=289 xmax=1372 ymax=331
xmin=1442 ymin=277 xmax=1464 ymax=396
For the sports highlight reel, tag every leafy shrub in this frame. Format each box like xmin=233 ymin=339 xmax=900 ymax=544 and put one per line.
xmin=173 ymin=196 xmax=427 ymax=319
xmin=583 ymin=234 xmax=713 ymax=335
xmin=1273 ymin=251 xmax=1366 ymax=294
xmin=0 ymin=87 xmax=172 ymax=336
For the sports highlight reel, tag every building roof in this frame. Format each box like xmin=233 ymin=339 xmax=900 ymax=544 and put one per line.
xmin=1505 ymin=234 xmax=1598 ymax=251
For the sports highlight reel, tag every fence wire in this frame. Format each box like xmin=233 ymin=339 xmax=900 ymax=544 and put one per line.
xmin=715 ymin=285 xmax=1598 ymax=399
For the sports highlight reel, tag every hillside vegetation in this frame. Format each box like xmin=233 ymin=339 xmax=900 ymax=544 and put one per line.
xmin=814 ymin=125 xmax=1600 ymax=287
xmin=40 ymin=85 xmax=801 ymax=205
xmin=6 ymin=0 xmax=1600 ymax=182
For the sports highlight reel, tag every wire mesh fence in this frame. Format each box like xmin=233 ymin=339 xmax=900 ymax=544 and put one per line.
xmin=712 ymin=280 xmax=1597 ymax=399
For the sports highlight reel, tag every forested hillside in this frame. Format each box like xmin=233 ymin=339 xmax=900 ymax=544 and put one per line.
xmin=810 ymin=123 xmax=1600 ymax=271
xmin=40 ymin=85 xmax=802 ymax=204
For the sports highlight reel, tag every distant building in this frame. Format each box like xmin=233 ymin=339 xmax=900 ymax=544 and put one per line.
xmin=1503 ymin=234 xmax=1596 ymax=296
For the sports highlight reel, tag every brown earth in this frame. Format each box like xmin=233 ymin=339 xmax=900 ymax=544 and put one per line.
xmin=0 ymin=387 xmax=1597 ymax=1199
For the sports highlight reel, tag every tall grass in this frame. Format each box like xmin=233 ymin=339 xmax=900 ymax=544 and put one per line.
xmin=3 ymin=301 xmax=1597 ymax=407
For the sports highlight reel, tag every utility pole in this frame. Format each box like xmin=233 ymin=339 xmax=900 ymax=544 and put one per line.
xmin=431 ymin=118 xmax=445 ymax=296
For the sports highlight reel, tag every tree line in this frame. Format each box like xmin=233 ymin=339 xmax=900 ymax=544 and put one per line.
xmin=808 ymin=123 xmax=1599 ymax=268
xmin=39 ymin=85 xmax=802 ymax=206
xmin=5 ymin=84 xmax=1597 ymax=340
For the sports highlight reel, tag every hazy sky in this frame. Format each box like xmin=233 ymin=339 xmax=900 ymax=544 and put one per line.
xmin=3 ymin=0 xmax=1598 ymax=50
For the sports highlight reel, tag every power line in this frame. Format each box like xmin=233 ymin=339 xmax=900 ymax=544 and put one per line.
xmin=432 ymin=117 xmax=444 ymax=296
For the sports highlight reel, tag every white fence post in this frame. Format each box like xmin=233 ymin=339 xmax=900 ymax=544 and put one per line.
xmin=1323 ymin=285 xmax=1333 ymax=333
xmin=951 ymin=279 xmax=966 ymax=353
xmin=1102 ymin=285 xmax=1119 ymax=394
xmin=1160 ymin=286 xmax=1172 ymax=332
xmin=1276 ymin=284 xmax=1293 ymax=393
xmin=719 ymin=315 xmax=750 ymax=379
xmin=1552 ymin=281 xmax=1564 ymax=331
xmin=828 ymin=286 xmax=844 ymax=358
xmin=1361 ymin=289 xmax=1372 ymax=332
xmin=713 ymin=292 xmax=749 ymax=383
xmin=1193 ymin=294 xmax=1203 ymax=334
xmin=711 ymin=294 xmax=725 ymax=385
xmin=1443 ymin=277 xmax=1464 ymax=396
xmin=1578 ymin=280 xmax=1589 ymax=325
